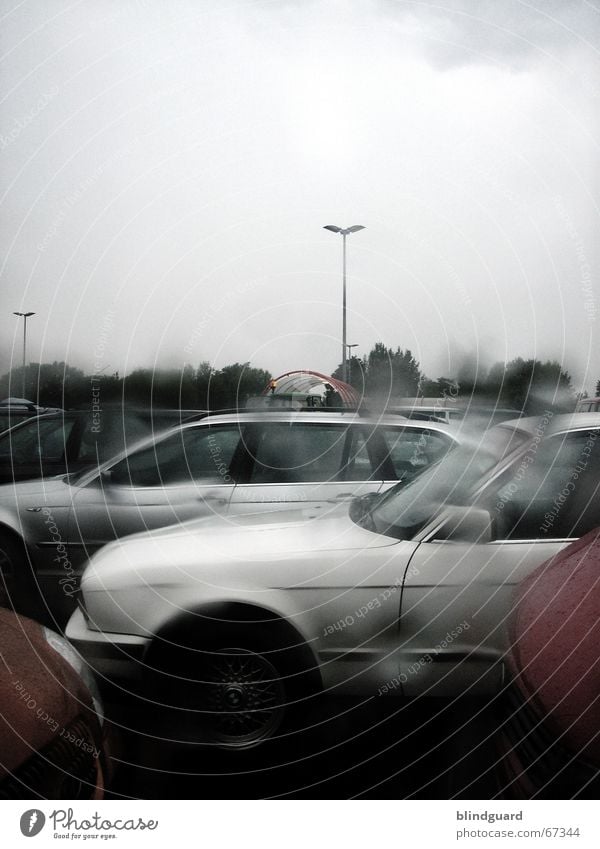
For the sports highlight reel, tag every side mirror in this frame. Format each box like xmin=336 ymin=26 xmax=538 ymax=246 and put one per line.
xmin=86 ymin=470 xmax=116 ymax=489
xmin=349 ymin=491 xmax=380 ymax=523
xmin=434 ymin=506 xmax=493 ymax=543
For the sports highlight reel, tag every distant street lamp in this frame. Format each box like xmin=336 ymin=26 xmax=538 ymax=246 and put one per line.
xmin=13 ymin=311 xmax=35 ymax=398
xmin=346 ymin=343 xmax=359 ymax=385
xmin=324 ymin=225 xmax=365 ymax=383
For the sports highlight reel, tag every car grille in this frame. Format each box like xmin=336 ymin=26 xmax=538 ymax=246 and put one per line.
xmin=498 ymin=682 xmax=599 ymax=799
xmin=0 ymin=717 xmax=100 ymax=800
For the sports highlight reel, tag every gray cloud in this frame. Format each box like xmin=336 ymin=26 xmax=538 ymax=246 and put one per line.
xmin=379 ymin=0 xmax=600 ymax=68
xmin=1 ymin=0 xmax=599 ymax=393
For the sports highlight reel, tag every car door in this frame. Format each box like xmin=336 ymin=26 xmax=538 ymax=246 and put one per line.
xmin=65 ymin=422 xmax=245 ymax=564
xmin=0 ymin=415 xmax=80 ymax=483
xmin=398 ymin=427 xmax=600 ymax=699
xmin=228 ymin=422 xmax=389 ymax=516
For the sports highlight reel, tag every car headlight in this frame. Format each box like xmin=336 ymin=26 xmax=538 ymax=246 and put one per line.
xmin=42 ymin=627 xmax=104 ymax=725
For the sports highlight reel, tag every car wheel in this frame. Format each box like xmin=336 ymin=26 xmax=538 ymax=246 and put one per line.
xmin=152 ymin=625 xmax=314 ymax=749
xmin=200 ymin=645 xmax=287 ymax=748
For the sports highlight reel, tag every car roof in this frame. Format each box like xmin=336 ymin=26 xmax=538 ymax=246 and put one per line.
xmin=69 ymin=409 xmax=458 ymax=487
xmin=183 ymin=409 xmax=455 ymax=432
xmin=502 ymin=412 xmax=600 ymax=435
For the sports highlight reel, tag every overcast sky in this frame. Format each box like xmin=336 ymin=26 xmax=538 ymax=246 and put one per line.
xmin=1 ymin=0 xmax=599 ymax=391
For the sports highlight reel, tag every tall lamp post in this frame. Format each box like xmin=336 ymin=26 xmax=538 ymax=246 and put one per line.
xmin=346 ymin=343 xmax=359 ymax=386
xmin=323 ymin=225 xmax=365 ymax=383
xmin=13 ymin=311 xmax=35 ymax=398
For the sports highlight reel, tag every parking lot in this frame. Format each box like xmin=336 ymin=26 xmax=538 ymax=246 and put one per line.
xmin=104 ymin=694 xmax=500 ymax=799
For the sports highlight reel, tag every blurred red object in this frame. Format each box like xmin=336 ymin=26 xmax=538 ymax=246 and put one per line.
xmin=0 ymin=608 xmax=107 ymax=799
xmin=497 ymin=529 xmax=600 ymax=798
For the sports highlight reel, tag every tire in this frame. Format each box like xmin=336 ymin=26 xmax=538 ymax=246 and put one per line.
xmin=153 ymin=625 xmax=314 ymax=749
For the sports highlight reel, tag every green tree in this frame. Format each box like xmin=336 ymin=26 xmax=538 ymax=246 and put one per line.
xmin=0 ymin=362 xmax=89 ymax=407
xmin=207 ymin=363 xmax=272 ymax=409
xmin=331 ymin=356 xmax=367 ymax=394
xmin=196 ymin=361 xmax=214 ymax=410
xmin=485 ymin=358 xmax=573 ymax=413
xmin=416 ymin=377 xmax=440 ymax=397
xmin=123 ymin=367 xmax=197 ymax=408
xmin=363 ymin=343 xmax=422 ymax=401
xmin=417 ymin=376 xmax=459 ymax=399
xmin=333 ymin=344 xmax=421 ymax=402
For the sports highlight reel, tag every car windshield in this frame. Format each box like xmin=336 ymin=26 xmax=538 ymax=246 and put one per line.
xmin=363 ymin=424 xmax=530 ymax=540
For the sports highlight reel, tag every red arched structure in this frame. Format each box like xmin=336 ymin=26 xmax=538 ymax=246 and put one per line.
xmin=263 ymin=370 xmax=359 ymax=407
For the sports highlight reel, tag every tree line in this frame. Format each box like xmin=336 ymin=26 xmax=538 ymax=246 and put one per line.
xmin=334 ymin=343 xmax=576 ymax=414
xmin=0 ymin=345 xmax=578 ymax=414
xmin=0 ymin=361 xmax=271 ymax=410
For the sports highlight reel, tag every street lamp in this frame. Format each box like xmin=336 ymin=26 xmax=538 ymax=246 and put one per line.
xmin=13 ymin=311 xmax=35 ymax=398
xmin=323 ymin=224 xmax=365 ymax=383
xmin=346 ymin=343 xmax=359 ymax=385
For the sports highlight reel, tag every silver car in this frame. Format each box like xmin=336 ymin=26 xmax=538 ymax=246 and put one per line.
xmin=66 ymin=413 xmax=600 ymax=747
xmin=0 ymin=410 xmax=456 ymax=627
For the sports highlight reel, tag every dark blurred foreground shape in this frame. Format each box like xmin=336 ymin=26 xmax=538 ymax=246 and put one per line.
xmin=0 ymin=608 xmax=107 ymax=799
xmin=497 ymin=529 xmax=600 ymax=798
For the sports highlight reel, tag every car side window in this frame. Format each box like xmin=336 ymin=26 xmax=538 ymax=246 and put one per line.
xmin=249 ymin=424 xmax=347 ymax=484
xmin=381 ymin=428 xmax=452 ymax=483
xmin=1 ymin=419 xmax=76 ymax=463
xmin=490 ymin=431 xmax=600 ymax=540
xmin=78 ymin=413 xmax=156 ymax=463
xmin=109 ymin=426 xmax=241 ymax=487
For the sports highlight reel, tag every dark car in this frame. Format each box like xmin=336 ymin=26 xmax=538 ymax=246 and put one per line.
xmin=0 ymin=398 xmax=62 ymax=434
xmin=0 ymin=607 xmax=107 ymax=799
xmin=496 ymin=528 xmax=600 ymax=798
xmin=0 ymin=407 xmax=205 ymax=484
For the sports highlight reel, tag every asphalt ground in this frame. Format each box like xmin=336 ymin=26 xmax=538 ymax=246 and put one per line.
xmin=103 ymin=695 xmax=501 ymax=800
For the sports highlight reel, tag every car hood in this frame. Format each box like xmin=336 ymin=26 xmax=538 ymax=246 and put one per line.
xmin=84 ymin=507 xmax=399 ymax=585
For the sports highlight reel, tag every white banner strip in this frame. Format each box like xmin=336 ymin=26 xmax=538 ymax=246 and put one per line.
xmin=0 ymin=799 xmax=598 ymax=848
